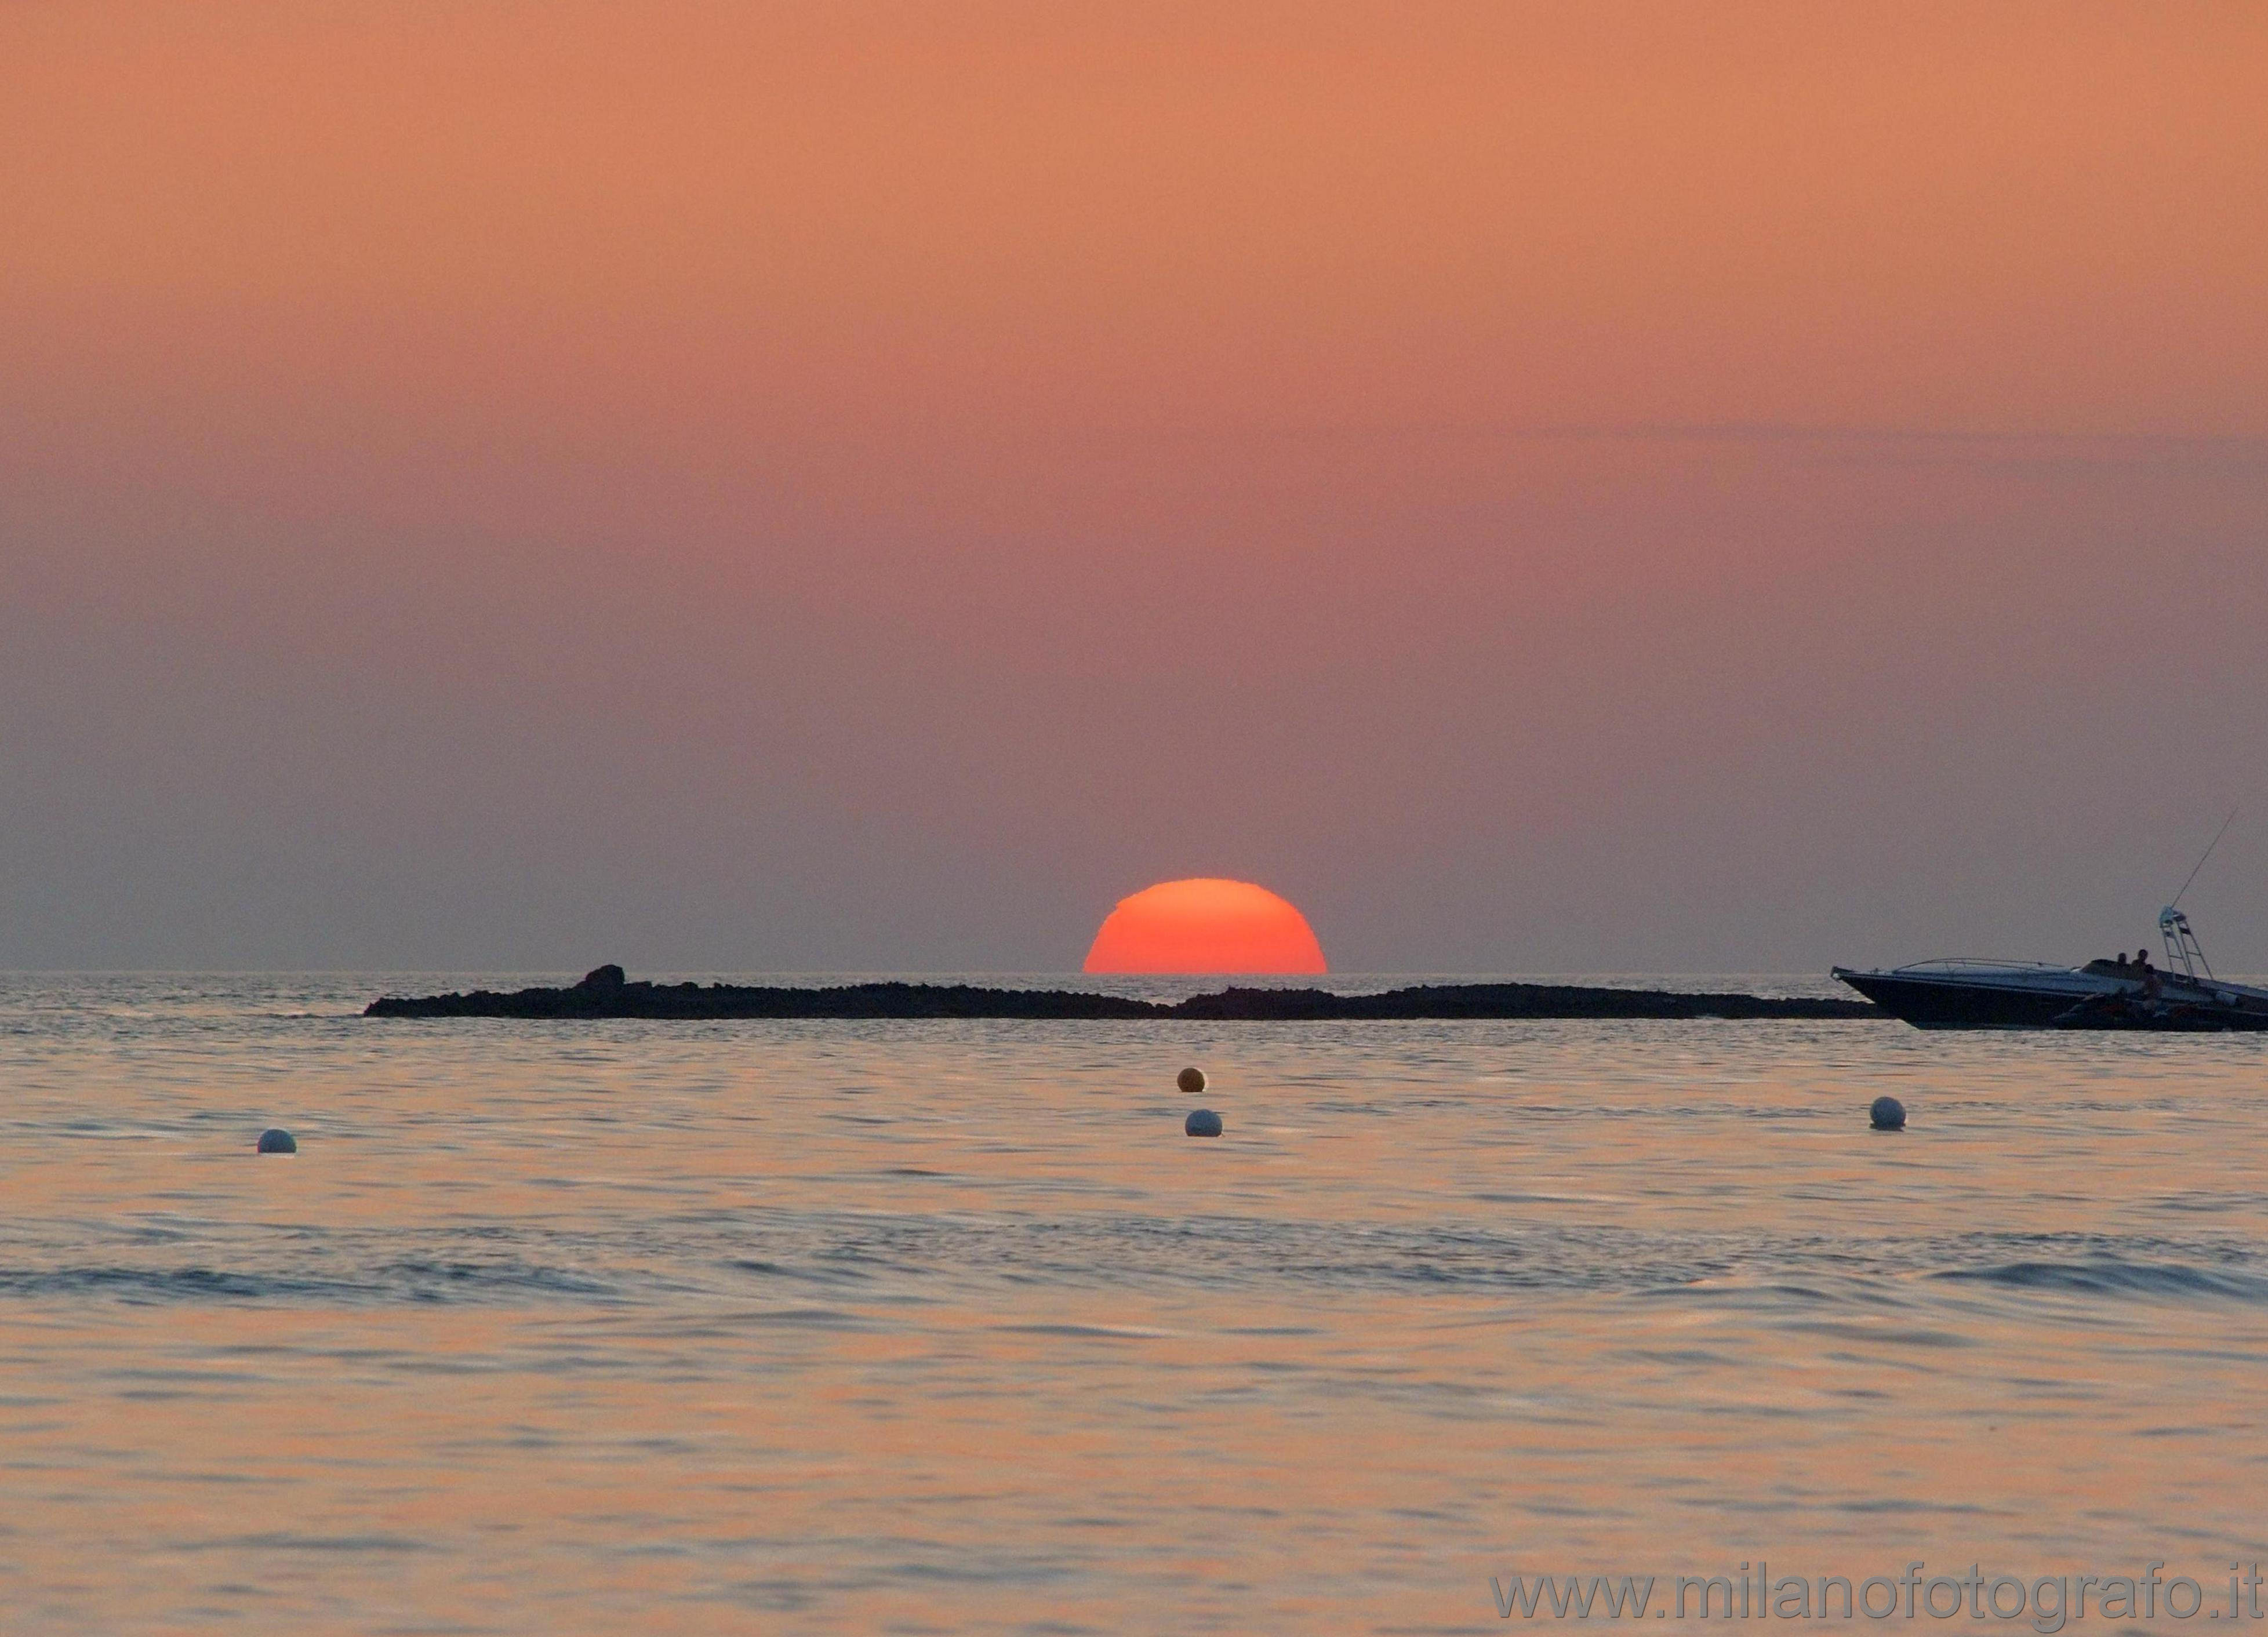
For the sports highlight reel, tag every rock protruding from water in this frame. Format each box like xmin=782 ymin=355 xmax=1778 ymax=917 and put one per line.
xmin=366 ymin=969 xmax=1878 ymax=1021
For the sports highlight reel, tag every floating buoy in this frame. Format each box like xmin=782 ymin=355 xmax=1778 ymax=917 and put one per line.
xmin=1176 ymin=1067 xmax=1207 ymax=1095
xmin=1184 ymin=1108 xmax=1223 ymax=1138
xmin=1869 ymin=1096 xmax=1906 ymax=1132
xmin=256 ymin=1127 xmax=297 ymax=1154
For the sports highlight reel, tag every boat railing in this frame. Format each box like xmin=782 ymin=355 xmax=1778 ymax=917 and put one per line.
xmin=1889 ymin=958 xmax=2076 ymax=976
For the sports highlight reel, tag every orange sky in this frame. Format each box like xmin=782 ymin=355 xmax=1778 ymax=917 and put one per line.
xmin=8 ymin=3 xmax=2263 ymax=439
xmin=2 ymin=4 xmax=2265 ymax=968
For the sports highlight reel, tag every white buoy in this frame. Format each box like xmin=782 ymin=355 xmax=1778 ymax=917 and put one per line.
xmin=1869 ymin=1096 xmax=1906 ymax=1132
xmin=256 ymin=1127 xmax=298 ymax=1154
xmin=1184 ymin=1108 xmax=1223 ymax=1138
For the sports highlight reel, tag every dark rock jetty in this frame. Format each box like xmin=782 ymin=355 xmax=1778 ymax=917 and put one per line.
xmin=366 ymin=964 xmax=1880 ymax=1021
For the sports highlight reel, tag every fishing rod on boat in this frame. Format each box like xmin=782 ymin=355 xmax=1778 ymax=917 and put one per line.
xmin=2170 ymin=807 xmax=2238 ymax=912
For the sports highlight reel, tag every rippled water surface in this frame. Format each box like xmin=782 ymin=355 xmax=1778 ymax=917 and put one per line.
xmin=5 ymin=973 xmax=2267 ymax=1632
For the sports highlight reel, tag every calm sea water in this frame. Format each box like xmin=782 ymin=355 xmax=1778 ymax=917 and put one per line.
xmin=4 ymin=973 xmax=2267 ymax=1634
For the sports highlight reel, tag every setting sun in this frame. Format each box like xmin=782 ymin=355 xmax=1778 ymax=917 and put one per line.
xmin=1082 ymin=879 xmax=1328 ymax=975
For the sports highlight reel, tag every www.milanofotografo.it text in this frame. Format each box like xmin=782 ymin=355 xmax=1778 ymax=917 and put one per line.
xmin=1490 ymin=1562 xmax=2268 ymax=1628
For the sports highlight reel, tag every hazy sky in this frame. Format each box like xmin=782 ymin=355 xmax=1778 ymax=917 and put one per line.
xmin=5 ymin=2 xmax=2265 ymax=972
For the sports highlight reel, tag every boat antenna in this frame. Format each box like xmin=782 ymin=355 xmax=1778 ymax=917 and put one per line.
xmin=2170 ymin=807 xmax=2238 ymax=911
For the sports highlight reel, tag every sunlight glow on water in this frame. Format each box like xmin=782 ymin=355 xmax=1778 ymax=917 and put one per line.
xmin=3 ymin=974 xmax=2266 ymax=1632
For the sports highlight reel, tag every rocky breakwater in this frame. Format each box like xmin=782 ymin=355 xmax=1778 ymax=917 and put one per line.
xmin=365 ymin=966 xmax=1880 ymax=1021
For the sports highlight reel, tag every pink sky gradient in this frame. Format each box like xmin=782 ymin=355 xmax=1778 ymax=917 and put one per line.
xmin=3 ymin=3 xmax=2265 ymax=970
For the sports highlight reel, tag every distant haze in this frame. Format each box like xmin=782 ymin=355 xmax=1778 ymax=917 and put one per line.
xmin=4 ymin=3 xmax=2265 ymax=973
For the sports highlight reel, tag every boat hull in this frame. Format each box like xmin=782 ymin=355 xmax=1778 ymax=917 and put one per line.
xmin=1834 ymin=967 xmax=2268 ymax=1031
xmin=1833 ymin=969 xmax=2095 ymax=1029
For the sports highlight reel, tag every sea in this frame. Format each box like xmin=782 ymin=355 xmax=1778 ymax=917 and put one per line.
xmin=3 ymin=971 xmax=2266 ymax=1634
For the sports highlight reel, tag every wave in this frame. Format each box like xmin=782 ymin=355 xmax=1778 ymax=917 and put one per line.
xmin=8 ymin=1218 xmax=2268 ymax=1313
xmin=0 ymin=1259 xmax=620 ymax=1305
xmin=1935 ymin=1257 xmax=2268 ymax=1303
